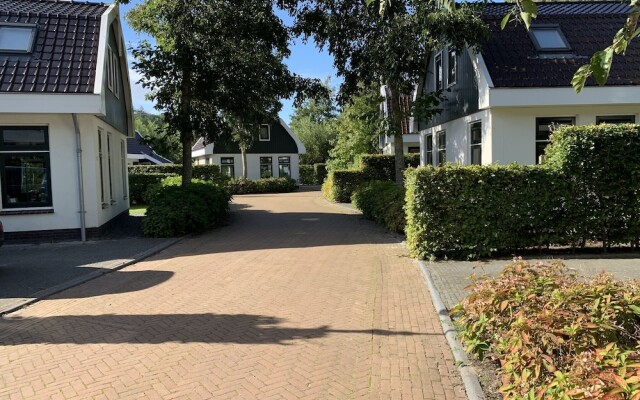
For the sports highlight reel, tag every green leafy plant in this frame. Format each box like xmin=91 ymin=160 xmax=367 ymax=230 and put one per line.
xmin=352 ymin=181 xmax=406 ymax=233
xmin=299 ymin=165 xmax=315 ymax=185
xmin=322 ymin=170 xmax=366 ymax=203
xmin=224 ymin=177 xmax=296 ymax=195
xmin=128 ymin=172 xmax=175 ymax=204
xmin=452 ymin=260 xmax=640 ymax=400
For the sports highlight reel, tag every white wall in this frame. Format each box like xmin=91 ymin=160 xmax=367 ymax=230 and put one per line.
xmin=210 ymin=154 xmax=301 ymax=181
xmin=381 ymin=133 xmax=420 ymax=155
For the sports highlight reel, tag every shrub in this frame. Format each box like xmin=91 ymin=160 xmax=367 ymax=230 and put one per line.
xmin=313 ymin=163 xmax=327 ymax=184
xmin=299 ymin=165 xmax=315 ymax=185
xmin=359 ymin=154 xmax=421 ymax=181
xmin=128 ymin=164 xmax=229 ymax=185
xmin=351 ymin=181 xmax=405 ymax=233
xmin=452 ymin=260 xmax=640 ymax=399
xmin=143 ymin=178 xmax=231 ymax=237
xmin=225 ymin=177 xmax=296 ymax=195
xmin=322 ymin=170 xmax=366 ymax=203
xmin=128 ymin=173 xmax=174 ymax=204
xmin=404 ymin=165 xmax=569 ymax=259
xmin=544 ymin=124 xmax=640 ymax=247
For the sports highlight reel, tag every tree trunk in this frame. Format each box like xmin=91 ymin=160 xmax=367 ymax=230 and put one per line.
xmin=180 ymin=61 xmax=193 ymax=187
xmin=388 ymin=84 xmax=405 ymax=185
xmin=241 ymin=148 xmax=248 ymax=178
xmin=181 ymin=133 xmax=193 ymax=186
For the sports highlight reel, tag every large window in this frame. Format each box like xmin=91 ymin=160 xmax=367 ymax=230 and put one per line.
xmin=437 ymin=130 xmax=446 ymax=166
xmin=0 ymin=126 xmax=52 ymax=208
xmin=447 ymin=48 xmax=457 ymax=86
xmin=529 ymin=25 xmax=571 ymax=52
xmin=259 ymin=125 xmax=270 ymax=141
xmin=260 ymin=156 xmax=272 ymax=178
xmin=536 ymin=117 xmax=575 ymax=164
xmin=434 ymin=53 xmax=443 ymax=90
xmin=425 ymin=134 xmax=433 ymax=165
xmin=278 ymin=156 xmax=291 ymax=178
xmin=596 ymin=115 xmax=636 ymax=125
xmin=469 ymin=122 xmax=482 ymax=165
xmin=221 ymin=157 xmax=235 ymax=178
xmin=0 ymin=24 xmax=36 ymax=53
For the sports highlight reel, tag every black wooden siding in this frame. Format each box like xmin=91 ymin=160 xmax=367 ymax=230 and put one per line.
xmin=212 ymin=121 xmax=299 ymax=154
xmin=418 ymin=48 xmax=480 ymax=130
xmin=101 ymin=24 xmax=130 ymax=135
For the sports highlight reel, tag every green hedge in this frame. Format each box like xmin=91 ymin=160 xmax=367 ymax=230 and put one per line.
xmin=143 ymin=178 xmax=231 ymax=237
xmin=128 ymin=164 xmax=228 ymax=185
xmin=129 ymin=173 xmax=174 ymax=204
xmin=405 ymin=165 xmax=569 ymax=259
xmin=359 ymin=154 xmax=420 ymax=181
xmin=225 ymin=177 xmax=297 ymax=195
xmin=322 ymin=170 xmax=366 ymax=203
xmin=545 ymin=124 xmax=640 ymax=247
xmin=313 ymin=163 xmax=327 ymax=184
xmin=352 ymin=181 xmax=406 ymax=233
xmin=299 ymin=165 xmax=315 ymax=185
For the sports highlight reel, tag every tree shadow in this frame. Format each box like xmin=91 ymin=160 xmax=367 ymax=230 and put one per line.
xmin=0 ymin=313 xmax=439 ymax=346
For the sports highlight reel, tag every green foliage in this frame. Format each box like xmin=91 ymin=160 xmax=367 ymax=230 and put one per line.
xmin=143 ymin=178 xmax=231 ymax=237
xmin=404 ymin=165 xmax=569 ymax=260
xmin=321 ymin=170 xmax=366 ymax=203
xmin=326 ymin=88 xmax=383 ymax=171
xmin=352 ymin=181 xmax=406 ymax=233
xmin=128 ymin=173 xmax=173 ymax=204
xmin=452 ymin=260 xmax=640 ymax=399
xmin=313 ymin=163 xmax=328 ymax=184
xmin=128 ymin=164 xmax=228 ymax=185
xmin=299 ymin=165 xmax=315 ymax=185
xmin=359 ymin=154 xmax=420 ymax=181
xmin=225 ymin=177 xmax=297 ymax=195
xmin=133 ymin=108 xmax=181 ymax=162
xmin=544 ymin=124 xmax=640 ymax=247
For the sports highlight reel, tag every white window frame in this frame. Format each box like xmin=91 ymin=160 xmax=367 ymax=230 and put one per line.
xmin=434 ymin=52 xmax=443 ymax=90
xmin=447 ymin=48 xmax=457 ymax=87
xmin=259 ymin=124 xmax=271 ymax=141
xmin=0 ymin=24 xmax=37 ymax=54
xmin=106 ymin=45 xmax=114 ymax=92
xmin=436 ymin=130 xmax=446 ymax=166
xmin=112 ymin=47 xmax=120 ymax=99
xmin=469 ymin=121 xmax=482 ymax=165
xmin=424 ymin=134 xmax=433 ymax=166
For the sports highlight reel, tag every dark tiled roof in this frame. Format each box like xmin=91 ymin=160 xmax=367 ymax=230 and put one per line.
xmin=128 ymin=132 xmax=173 ymax=164
xmin=481 ymin=2 xmax=640 ymax=88
xmin=192 ymin=137 xmax=205 ymax=151
xmin=0 ymin=0 xmax=109 ymax=93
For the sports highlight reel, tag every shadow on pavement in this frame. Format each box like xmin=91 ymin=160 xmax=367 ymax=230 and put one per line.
xmin=0 ymin=313 xmax=438 ymax=346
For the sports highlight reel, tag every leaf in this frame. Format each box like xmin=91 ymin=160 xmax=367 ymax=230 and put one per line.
xmin=590 ymin=48 xmax=615 ymax=86
xmin=629 ymin=304 xmax=640 ymax=315
xmin=521 ymin=0 xmax=538 ymax=16
xmin=520 ymin=12 xmax=532 ymax=30
xmin=572 ymin=64 xmax=592 ymax=94
xmin=501 ymin=14 xmax=511 ymax=30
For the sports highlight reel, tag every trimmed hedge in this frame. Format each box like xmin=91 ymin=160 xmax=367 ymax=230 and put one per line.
xmin=299 ymin=165 xmax=315 ymax=185
xmin=359 ymin=154 xmax=420 ymax=181
xmin=143 ymin=177 xmax=231 ymax=237
xmin=225 ymin=177 xmax=296 ymax=195
xmin=405 ymin=165 xmax=569 ymax=259
xmin=352 ymin=181 xmax=406 ymax=233
xmin=313 ymin=163 xmax=327 ymax=184
xmin=322 ymin=170 xmax=366 ymax=203
xmin=129 ymin=173 xmax=174 ymax=204
xmin=128 ymin=164 xmax=228 ymax=184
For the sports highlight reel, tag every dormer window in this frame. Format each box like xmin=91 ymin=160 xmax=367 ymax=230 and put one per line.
xmin=529 ymin=25 xmax=571 ymax=52
xmin=259 ymin=124 xmax=270 ymax=141
xmin=0 ymin=24 xmax=36 ymax=53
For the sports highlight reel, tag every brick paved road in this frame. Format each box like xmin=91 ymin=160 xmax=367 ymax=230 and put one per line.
xmin=0 ymin=191 xmax=466 ymax=399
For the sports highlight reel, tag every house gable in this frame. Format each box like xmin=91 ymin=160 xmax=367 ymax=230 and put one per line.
xmin=99 ymin=22 xmax=131 ymax=135
xmin=201 ymin=120 xmax=304 ymax=155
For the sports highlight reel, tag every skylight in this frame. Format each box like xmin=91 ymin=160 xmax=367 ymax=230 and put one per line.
xmin=530 ymin=25 xmax=571 ymax=52
xmin=0 ymin=25 xmax=36 ymax=53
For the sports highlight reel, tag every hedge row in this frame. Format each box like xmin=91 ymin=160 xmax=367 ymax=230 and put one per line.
xmin=225 ymin=177 xmax=297 ymax=195
xmin=128 ymin=164 xmax=228 ymax=184
xmin=129 ymin=173 xmax=174 ymax=204
xmin=405 ymin=124 xmax=640 ymax=259
xmin=351 ymin=181 xmax=406 ymax=233
xmin=322 ymin=154 xmax=418 ymax=203
xmin=299 ymin=163 xmax=328 ymax=185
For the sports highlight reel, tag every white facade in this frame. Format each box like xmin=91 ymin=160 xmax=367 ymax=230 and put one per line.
xmin=194 ymin=153 xmax=301 ymax=181
xmin=380 ymin=133 xmax=421 ymax=155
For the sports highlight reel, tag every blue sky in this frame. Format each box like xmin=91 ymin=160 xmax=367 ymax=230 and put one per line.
xmin=118 ymin=2 xmax=338 ymax=124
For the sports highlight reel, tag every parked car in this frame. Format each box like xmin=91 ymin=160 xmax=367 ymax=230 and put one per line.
xmin=0 ymin=220 xmax=3 ymax=247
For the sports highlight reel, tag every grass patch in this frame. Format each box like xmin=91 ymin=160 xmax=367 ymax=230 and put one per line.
xmin=129 ymin=204 xmax=147 ymax=216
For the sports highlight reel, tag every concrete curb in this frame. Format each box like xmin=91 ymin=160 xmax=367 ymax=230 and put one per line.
xmin=0 ymin=237 xmax=183 ymax=316
xmin=418 ymin=260 xmax=485 ymax=400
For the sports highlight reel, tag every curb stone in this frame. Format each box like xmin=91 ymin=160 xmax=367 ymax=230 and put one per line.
xmin=0 ymin=237 xmax=184 ymax=316
xmin=418 ymin=260 xmax=485 ymax=400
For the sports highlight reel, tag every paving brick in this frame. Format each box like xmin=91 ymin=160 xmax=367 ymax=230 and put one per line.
xmin=0 ymin=191 xmax=466 ymax=399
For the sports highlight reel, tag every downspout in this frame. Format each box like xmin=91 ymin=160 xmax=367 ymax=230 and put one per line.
xmin=71 ymin=114 xmax=87 ymax=242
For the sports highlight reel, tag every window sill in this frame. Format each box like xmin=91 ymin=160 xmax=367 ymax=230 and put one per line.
xmin=102 ymin=203 xmax=109 ymax=209
xmin=0 ymin=208 xmax=53 ymax=216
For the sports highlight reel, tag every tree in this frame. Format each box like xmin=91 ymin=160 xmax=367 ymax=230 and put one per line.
xmin=133 ymin=108 xmax=182 ymax=162
xmin=126 ymin=0 xmax=324 ymax=186
xmin=285 ymin=0 xmax=487 ymax=184
xmin=326 ymin=87 xmax=382 ymax=171
xmin=289 ymin=81 xmax=338 ymax=164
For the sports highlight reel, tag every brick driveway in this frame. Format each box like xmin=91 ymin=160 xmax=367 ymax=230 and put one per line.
xmin=0 ymin=191 xmax=466 ymax=399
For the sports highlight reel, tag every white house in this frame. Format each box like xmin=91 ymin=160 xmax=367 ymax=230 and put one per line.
xmin=191 ymin=119 xmax=306 ymax=181
xmin=0 ymin=0 xmax=134 ymax=242
xmin=418 ymin=1 xmax=640 ymax=166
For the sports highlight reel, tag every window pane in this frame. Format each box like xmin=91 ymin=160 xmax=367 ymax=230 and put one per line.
xmin=471 ymin=146 xmax=481 ymax=165
xmin=408 ymin=146 xmax=420 ymax=154
xmin=0 ymin=26 xmax=34 ymax=52
xmin=259 ymin=125 xmax=270 ymax=140
xmin=438 ymin=150 xmax=446 ymax=165
xmin=435 ymin=55 xmax=443 ymax=90
xmin=536 ymin=142 xmax=548 ymax=164
xmin=448 ymin=49 xmax=456 ymax=85
xmin=426 ymin=152 xmax=433 ymax=165
xmin=260 ymin=164 xmax=272 ymax=178
xmin=260 ymin=157 xmax=272 ymax=164
xmin=2 ymin=154 xmax=51 ymax=207
xmin=279 ymin=164 xmax=291 ymax=178
xmin=531 ymin=28 xmax=567 ymax=49
xmin=221 ymin=165 xmax=234 ymax=178
xmin=470 ymin=122 xmax=482 ymax=144
xmin=2 ymin=127 xmax=46 ymax=148
xmin=221 ymin=157 xmax=234 ymax=165
xmin=278 ymin=156 xmax=290 ymax=164
xmin=597 ymin=115 xmax=636 ymax=125
xmin=426 ymin=135 xmax=433 ymax=151
xmin=536 ymin=118 xmax=574 ymax=141
xmin=437 ymin=131 xmax=446 ymax=148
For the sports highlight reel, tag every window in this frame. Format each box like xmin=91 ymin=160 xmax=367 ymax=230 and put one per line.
xmin=259 ymin=125 xmax=270 ymax=141
xmin=106 ymin=45 xmax=114 ymax=92
xmin=408 ymin=146 xmax=420 ymax=154
xmin=596 ymin=115 xmax=636 ymax=125
xmin=259 ymin=156 xmax=272 ymax=178
xmin=530 ymin=25 xmax=571 ymax=52
xmin=98 ymin=130 xmax=105 ymax=205
xmin=425 ymin=134 xmax=433 ymax=165
xmin=278 ymin=156 xmax=291 ymax=178
xmin=112 ymin=48 xmax=120 ymax=99
xmin=470 ymin=121 xmax=482 ymax=165
xmin=107 ymin=133 xmax=114 ymax=204
xmin=0 ymin=126 xmax=52 ymax=209
xmin=221 ymin=157 xmax=235 ymax=178
xmin=120 ymin=140 xmax=127 ymax=200
xmin=536 ymin=117 xmax=575 ymax=164
xmin=447 ymin=48 xmax=457 ymax=86
xmin=434 ymin=53 xmax=443 ymax=90
xmin=437 ymin=131 xmax=446 ymax=166
xmin=0 ymin=24 xmax=36 ymax=53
